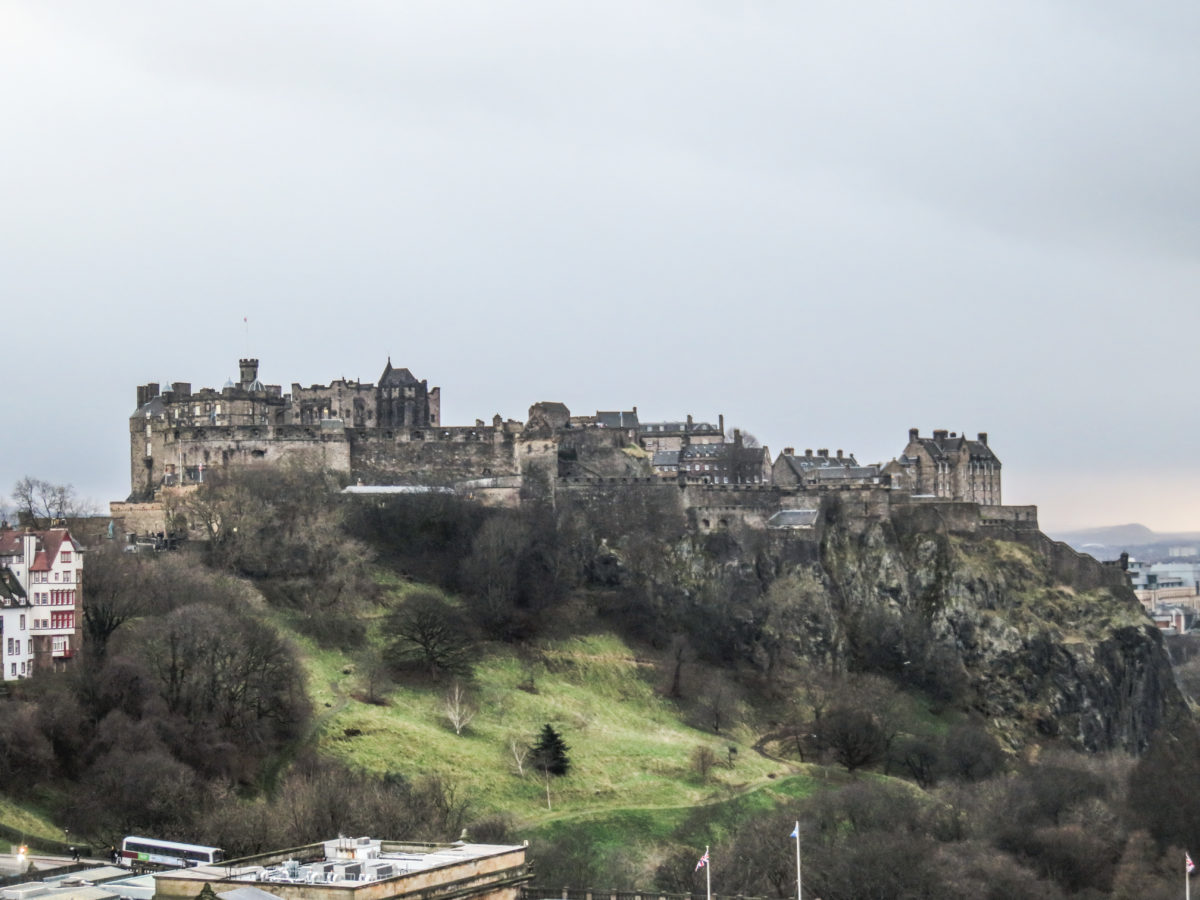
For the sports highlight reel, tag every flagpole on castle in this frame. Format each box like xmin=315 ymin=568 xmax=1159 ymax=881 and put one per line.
xmin=705 ymin=846 xmax=711 ymax=900
xmin=1188 ymin=850 xmax=1194 ymax=900
xmin=792 ymin=822 xmax=802 ymax=900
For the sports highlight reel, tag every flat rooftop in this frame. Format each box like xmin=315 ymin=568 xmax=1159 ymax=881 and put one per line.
xmin=153 ymin=838 xmax=529 ymax=900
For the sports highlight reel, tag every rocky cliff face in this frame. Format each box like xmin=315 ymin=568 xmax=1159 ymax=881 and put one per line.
xmin=807 ymin=503 xmax=1183 ymax=753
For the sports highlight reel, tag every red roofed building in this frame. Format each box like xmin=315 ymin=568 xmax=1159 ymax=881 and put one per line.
xmin=0 ymin=527 xmax=82 ymax=676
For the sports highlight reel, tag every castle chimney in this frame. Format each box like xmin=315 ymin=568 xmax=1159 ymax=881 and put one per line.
xmin=909 ymin=428 xmax=919 ymax=442
xmin=687 ymin=414 xmax=693 ymax=427
xmin=719 ymin=414 xmax=725 ymax=435
xmin=239 ymin=358 xmax=259 ymax=387
xmin=818 ymin=448 xmax=828 ymax=457
xmin=784 ymin=447 xmax=794 ymax=456
xmin=977 ymin=432 xmax=988 ymax=446
xmin=733 ymin=429 xmax=742 ymax=446
xmin=933 ymin=429 xmax=948 ymax=442
xmin=805 ymin=449 xmax=812 ymax=457
xmin=836 ymin=449 xmax=843 ymax=460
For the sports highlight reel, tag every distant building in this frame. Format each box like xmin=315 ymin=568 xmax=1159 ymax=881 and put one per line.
xmin=773 ymin=448 xmax=881 ymax=488
xmin=678 ymin=431 xmax=770 ymax=484
xmin=637 ymin=414 xmax=725 ymax=454
xmin=152 ymin=837 xmax=529 ymax=900
xmin=883 ymin=428 xmax=1001 ymax=505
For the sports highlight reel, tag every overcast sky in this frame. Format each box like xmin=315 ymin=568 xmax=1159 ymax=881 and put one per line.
xmin=3 ymin=1 xmax=1197 ymax=533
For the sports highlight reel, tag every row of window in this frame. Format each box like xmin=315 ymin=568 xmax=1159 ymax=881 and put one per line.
xmin=10 ymin=662 xmax=25 ymax=677
xmin=31 ymin=569 xmax=80 ymax=583
xmin=7 ymin=638 xmax=22 ymax=656
xmin=31 ymin=590 xmax=76 ymax=606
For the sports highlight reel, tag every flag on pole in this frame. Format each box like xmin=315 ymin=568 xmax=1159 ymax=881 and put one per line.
xmin=790 ymin=823 xmax=799 ymax=839
xmin=1188 ymin=852 xmax=1195 ymax=874
xmin=695 ymin=850 xmax=709 ymax=871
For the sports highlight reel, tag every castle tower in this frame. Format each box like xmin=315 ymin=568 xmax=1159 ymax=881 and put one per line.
xmin=239 ymin=358 xmax=259 ymax=388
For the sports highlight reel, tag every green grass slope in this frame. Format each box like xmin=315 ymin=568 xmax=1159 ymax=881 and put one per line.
xmin=297 ymin=630 xmax=800 ymax=823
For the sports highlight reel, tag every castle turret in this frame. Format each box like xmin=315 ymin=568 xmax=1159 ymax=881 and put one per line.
xmin=239 ymin=358 xmax=259 ymax=388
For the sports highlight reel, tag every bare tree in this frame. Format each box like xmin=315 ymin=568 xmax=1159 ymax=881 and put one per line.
xmin=690 ymin=745 xmax=719 ymax=782
xmin=443 ymin=682 xmax=477 ymax=735
xmin=9 ymin=477 xmax=94 ymax=529
xmin=508 ymin=736 xmax=530 ymax=777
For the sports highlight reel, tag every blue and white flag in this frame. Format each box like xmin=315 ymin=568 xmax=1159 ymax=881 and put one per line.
xmin=789 ymin=823 xmax=799 ymax=839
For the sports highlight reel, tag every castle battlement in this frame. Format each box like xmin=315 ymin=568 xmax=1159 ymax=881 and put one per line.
xmin=127 ymin=360 xmax=1015 ymax=539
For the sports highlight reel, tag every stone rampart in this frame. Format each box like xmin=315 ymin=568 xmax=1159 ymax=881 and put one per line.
xmin=350 ymin=430 xmax=519 ymax=484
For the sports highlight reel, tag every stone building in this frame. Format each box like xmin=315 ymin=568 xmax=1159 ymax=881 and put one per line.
xmin=772 ymin=448 xmax=882 ymax=488
xmin=637 ymin=414 xmax=725 ymax=453
xmin=883 ymin=428 xmax=1001 ymax=505
xmin=129 ymin=359 xmax=440 ymax=501
xmin=678 ymin=431 xmax=771 ymax=484
xmin=291 ymin=359 xmax=440 ymax=428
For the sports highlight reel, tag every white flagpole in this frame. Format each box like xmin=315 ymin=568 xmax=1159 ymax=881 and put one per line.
xmin=794 ymin=822 xmax=802 ymax=900
xmin=1187 ymin=854 xmax=1191 ymax=900
xmin=705 ymin=845 xmax=711 ymax=900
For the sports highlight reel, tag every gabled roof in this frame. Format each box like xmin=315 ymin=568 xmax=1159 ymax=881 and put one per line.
xmin=652 ymin=450 xmax=680 ymax=467
xmin=378 ymin=359 xmax=418 ymax=387
xmin=0 ymin=568 xmax=26 ymax=602
xmin=0 ymin=529 xmax=76 ymax=567
xmin=912 ymin=434 xmax=998 ymax=463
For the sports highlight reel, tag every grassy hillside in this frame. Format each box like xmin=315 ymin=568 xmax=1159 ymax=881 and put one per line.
xmin=298 ymin=630 xmax=794 ymax=822
xmin=287 ymin=622 xmax=832 ymax=883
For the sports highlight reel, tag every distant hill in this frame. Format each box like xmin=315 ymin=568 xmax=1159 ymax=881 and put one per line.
xmin=1051 ymin=523 xmax=1200 ymax=560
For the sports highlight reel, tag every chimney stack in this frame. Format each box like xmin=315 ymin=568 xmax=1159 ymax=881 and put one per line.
xmin=933 ymin=429 xmax=948 ymax=442
xmin=909 ymin=427 xmax=919 ymax=442
xmin=977 ymin=432 xmax=988 ymax=445
xmin=784 ymin=447 xmax=794 ymax=456
xmin=836 ymin=449 xmax=843 ymax=460
xmin=818 ymin=448 xmax=828 ymax=457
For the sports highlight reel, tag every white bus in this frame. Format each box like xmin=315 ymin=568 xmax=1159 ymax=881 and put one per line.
xmin=120 ymin=836 xmax=225 ymax=869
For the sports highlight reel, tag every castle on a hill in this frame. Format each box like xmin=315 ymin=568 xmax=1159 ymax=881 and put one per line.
xmin=123 ymin=358 xmax=1026 ymax=536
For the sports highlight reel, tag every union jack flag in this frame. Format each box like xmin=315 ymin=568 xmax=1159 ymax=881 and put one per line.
xmin=695 ymin=850 xmax=709 ymax=871
xmin=1188 ymin=852 xmax=1195 ymax=874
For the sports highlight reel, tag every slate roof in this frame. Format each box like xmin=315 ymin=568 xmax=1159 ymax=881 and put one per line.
xmin=681 ymin=443 xmax=728 ymax=460
xmin=652 ymin=451 xmax=680 ymax=467
xmin=767 ymin=509 xmax=819 ymax=529
xmin=915 ymin=435 xmax=998 ymax=463
xmin=0 ymin=568 xmax=27 ymax=603
xmin=639 ymin=421 xmax=721 ymax=434
xmin=378 ymin=359 xmax=418 ymax=387
xmin=806 ymin=466 xmax=880 ymax=482
xmin=133 ymin=394 xmax=166 ymax=418
xmin=777 ymin=452 xmax=860 ymax=480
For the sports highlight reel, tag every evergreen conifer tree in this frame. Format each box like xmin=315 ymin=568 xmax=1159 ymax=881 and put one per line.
xmin=530 ymin=724 xmax=570 ymax=776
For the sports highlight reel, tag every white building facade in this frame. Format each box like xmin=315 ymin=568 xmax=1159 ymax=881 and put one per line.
xmin=0 ymin=529 xmax=83 ymax=677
